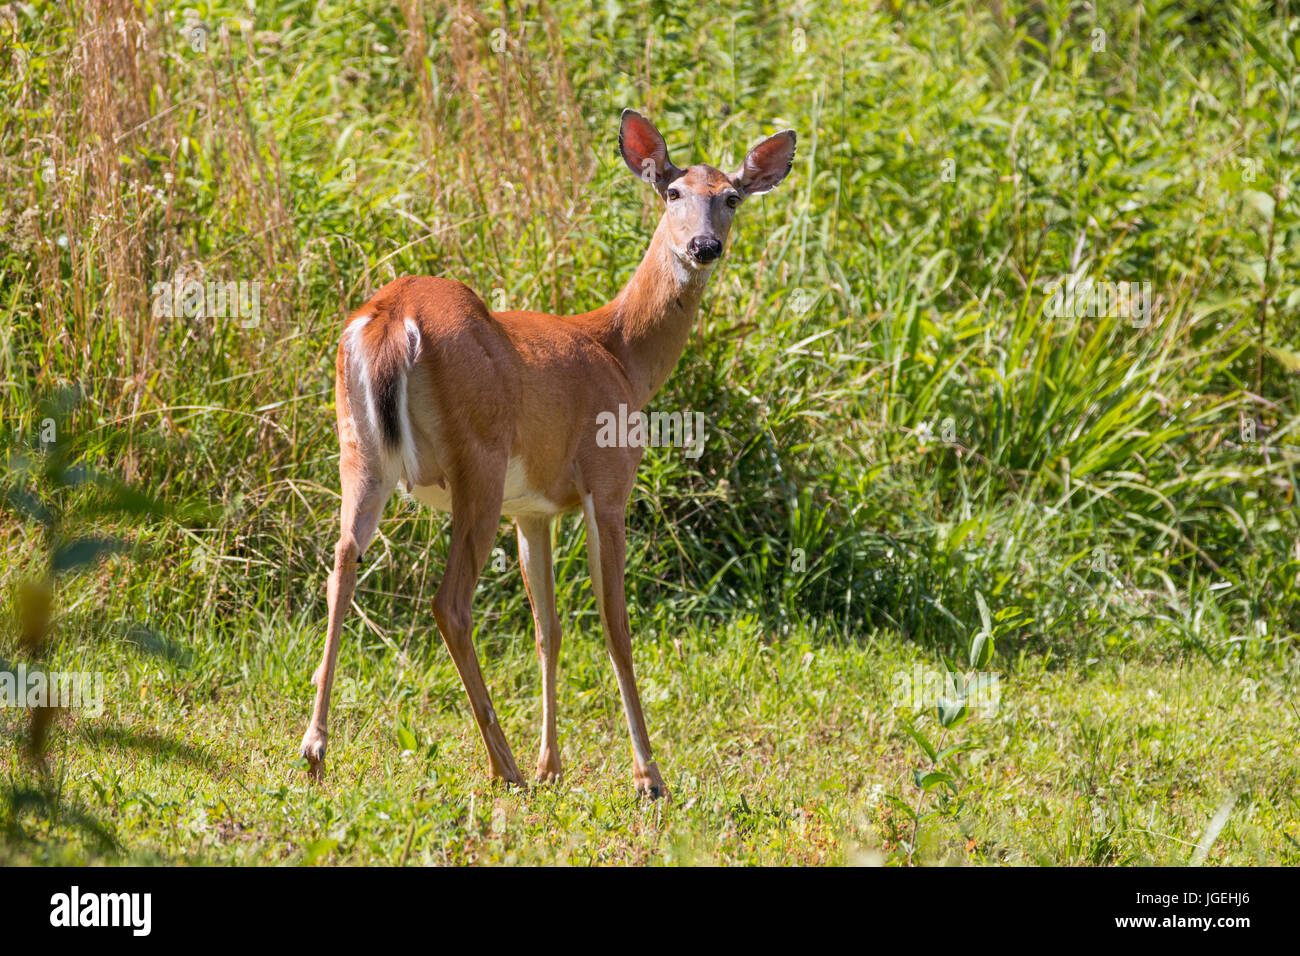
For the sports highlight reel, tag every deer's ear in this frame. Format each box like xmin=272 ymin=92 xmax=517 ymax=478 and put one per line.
xmin=619 ymin=109 xmax=680 ymax=194
xmin=732 ymin=129 xmax=797 ymax=196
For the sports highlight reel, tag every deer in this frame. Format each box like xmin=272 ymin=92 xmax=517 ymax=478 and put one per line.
xmin=298 ymin=110 xmax=796 ymax=800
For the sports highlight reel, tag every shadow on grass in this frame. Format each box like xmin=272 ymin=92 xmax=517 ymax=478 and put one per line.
xmin=81 ymin=722 xmax=228 ymax=775
xmin=0 ymin=716 xmax=235 ymax=862
xmin=0 ymin=784 xmax=120 ymax=859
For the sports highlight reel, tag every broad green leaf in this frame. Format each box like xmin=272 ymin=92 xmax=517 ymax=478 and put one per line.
xmin=396 ymin=724 xmax=418 ymax=753
xmin=949 ymin=518 xmax=981 ymax=549
xmin=975 ymin=590 xmax=993 ymax=636
xmin=899 ymin=719 xmax=937 ymax=761
xmin=937 ymin=697 xmax=968 ymax=728
xmin=936 ymin=743 xmax=973 ymax=763
xmin=914 ymin=770 xmax=954 ymax=792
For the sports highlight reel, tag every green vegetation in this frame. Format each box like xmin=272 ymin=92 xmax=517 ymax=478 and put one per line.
xmin=1 ymin=0 xmax=1297 ymax=865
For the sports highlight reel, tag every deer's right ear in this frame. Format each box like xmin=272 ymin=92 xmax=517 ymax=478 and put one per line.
xmin=619 ymin=109 xmax=680 ymax=195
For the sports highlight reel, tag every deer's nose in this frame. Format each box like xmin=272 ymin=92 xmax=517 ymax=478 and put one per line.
xmin=687 ymin=236 xmax=723 ymax=263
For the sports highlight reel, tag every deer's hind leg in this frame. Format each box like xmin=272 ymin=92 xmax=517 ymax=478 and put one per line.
xmin=300 ymin=441 xmax=395 ymax=781
xmin=432 ymin=459 xmax=526 ymax=788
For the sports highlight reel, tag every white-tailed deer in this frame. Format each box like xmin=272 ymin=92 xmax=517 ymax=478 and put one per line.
xmin=299 ymin=110 xmax=795 ymax=799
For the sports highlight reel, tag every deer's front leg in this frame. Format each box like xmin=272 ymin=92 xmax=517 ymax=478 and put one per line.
xmin=580 ymin=493 xmax=669 ymax=800
xmin=517 ymin=516 xmax=563 ymax=783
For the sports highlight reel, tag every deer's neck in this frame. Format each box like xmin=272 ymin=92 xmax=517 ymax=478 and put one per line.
xmin=586 ymin=218 xmax=712 ymax=410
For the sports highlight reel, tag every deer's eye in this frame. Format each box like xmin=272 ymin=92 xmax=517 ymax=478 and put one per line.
xmin=725 ymin=193 xmax=740 ymax=208
xmin=666 ymin=187 xmax=681 ymax=201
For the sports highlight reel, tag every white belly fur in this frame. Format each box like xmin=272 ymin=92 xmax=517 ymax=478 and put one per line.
xmin=410 ymin=456 xmax=560 ymax=516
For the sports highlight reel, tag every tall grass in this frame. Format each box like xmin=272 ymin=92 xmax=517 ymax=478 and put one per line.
xmin=1 ymin=0 xmax=1297 ymax=677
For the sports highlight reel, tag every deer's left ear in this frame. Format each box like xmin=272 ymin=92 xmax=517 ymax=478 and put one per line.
xmin=731 ymin=129 xmax=797 ymax=196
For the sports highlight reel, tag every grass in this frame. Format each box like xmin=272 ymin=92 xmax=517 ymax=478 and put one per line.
xmin=3 ymin=613 xmax=1296 ymax=865
xmin=1 ymin=0 xmax=1298 ymax=864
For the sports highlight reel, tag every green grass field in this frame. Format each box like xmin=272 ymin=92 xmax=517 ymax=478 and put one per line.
xmin=1 ymin=0 xmax=1298 ymax=865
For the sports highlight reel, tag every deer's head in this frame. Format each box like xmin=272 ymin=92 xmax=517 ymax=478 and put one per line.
xmin=619 ymin=109 xmax=796 ymax=273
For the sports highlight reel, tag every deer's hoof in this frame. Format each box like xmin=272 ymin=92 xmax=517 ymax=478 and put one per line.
xmin=493 ymin=771 xmax=528 ymax=792
xmin=300 ymin=728 xmax=328 ymax=781
xmin=489 ymin=760 xmax=528 ymax=792
xmin=635 ymin=763 xmax=670 ymax=802
xmin=534 ymin=747 xmax=562 ymax=784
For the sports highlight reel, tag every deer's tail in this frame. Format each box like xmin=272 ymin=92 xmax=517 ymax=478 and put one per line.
xmin=343 ymin=311 xmax=423 ymax=486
